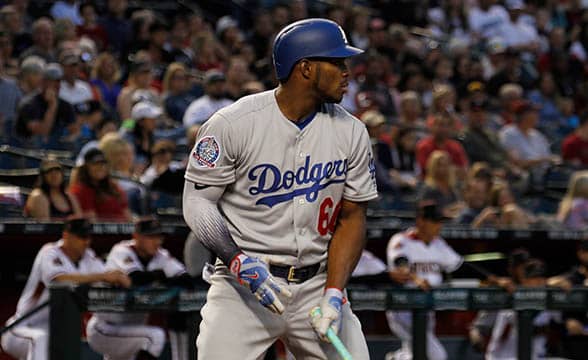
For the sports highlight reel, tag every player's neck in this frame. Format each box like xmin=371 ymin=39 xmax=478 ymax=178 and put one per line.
xmin=275 ymin=85 xmax=318 ymax=122
xmin=61 ymin=244 xmax=83 ymax=264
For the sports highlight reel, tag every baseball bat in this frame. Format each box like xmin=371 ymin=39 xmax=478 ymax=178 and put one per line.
xmin=463 ymin=252 xmax=505 ymax=263
xmin=310 ymin=307 xmax=353 ymax=360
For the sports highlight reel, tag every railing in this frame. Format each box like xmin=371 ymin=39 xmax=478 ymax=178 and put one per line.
xmin=48 ymin=285 xmax=588 ymax=360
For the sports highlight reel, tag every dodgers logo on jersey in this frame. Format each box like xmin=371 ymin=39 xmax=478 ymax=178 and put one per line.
xmin=193 ymin=136 xmax=220 ymax=168
xmin=248 ymin=155 xmax=347 ymax=208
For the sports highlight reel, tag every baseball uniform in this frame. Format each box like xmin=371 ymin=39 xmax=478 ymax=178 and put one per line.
xmin=185 ymin=89 xmax=378 ymax=359
xmin=386 ymin=228 xmax=463 ymax=360
xmin=86 ymin=240 xmax=186 ymax=360
xmin=1 ymin=240 xmax=105 ymax=360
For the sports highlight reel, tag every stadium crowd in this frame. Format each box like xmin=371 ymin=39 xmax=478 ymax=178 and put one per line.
xmin=2 ymin=0 xmax=588 ymax=359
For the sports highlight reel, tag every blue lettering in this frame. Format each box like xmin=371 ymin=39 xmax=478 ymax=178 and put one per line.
xmin=248 ymin=164 xmax=281 ymax=195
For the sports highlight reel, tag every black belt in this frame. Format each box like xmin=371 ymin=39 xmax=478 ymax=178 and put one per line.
xmin=269 ymin=263 xmax=321 ymax=283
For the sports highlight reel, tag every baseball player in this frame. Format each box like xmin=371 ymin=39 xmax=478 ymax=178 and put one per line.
xmin=385 ymin=201 xmax=463 ymax=360
xmin=182 ymin=18 xmax=378 ymax=359
xmin=485 ymin=259 xmax=562 ymax=360
xmin=1 ymin=218 xmax=130 ymax=360
xmin=86 ymin=216 xmax=195 ymax=360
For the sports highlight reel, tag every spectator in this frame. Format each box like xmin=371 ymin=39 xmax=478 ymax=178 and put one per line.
xmin=468 ymin=0 xmax=509 ymax=40
xmin=162 ymin=62 xmax=196 ymax=124
xmin=20 ymin=17 xmax=56 ymax=63
xmin=58 ymin=49 xmax=93 ymax=106
xmin=224 ymin=56 xmax=253 ymax=101
xmin=0 ymin=23 xmax=18 ymax=77
xmin=246 ymin=9 xmax=274 ymax=61
xmin=349 ymin=6 xmax=370 ymax=50
xmin=420 ymin=150 xmax=464 ymax=218
xmin=527 ymin=72 xmax=564 ymax=138
xmin=397 ymin=91 xmax=425 ymax=130
xmin=99 ymin=132 xmax=146 ymax=215
xmin=489 ymin=181 xmax=535 ymax=228
xmin=15 ymin=62 xmax=77 ymax=150
xmin=499 ymin=0 xmax=540 ymax=53
xmin=145 ymin=21 xmax=173 ymax=81
xmin=497 ymin=83 xmax=524 ymax=125
xmin=24 ymin=157 xmax=82 ymax=220
xmin=454 ymin=175 xmax=494 ymax=226
xmin=122 ymin=101 xmax=162 ymax=171
xmin=116 ymin=57 xmax=158 ymax=121
xmin=53 ymin=18 xmax=77 ymax=45
xmin=76 ymin=116 xmax=117 ymax=166
xmin=379 ymin=125 xmax=420 ymax=189
xmin=416 ymin=113 xmax=469 ymax=180
xmin=191 ymin=34 xmax=226 ymax=72
xmin=1 ymin=5 xmax=32 ymax=58
xmin=90 ymin=52 xmax=121 ymax=111
xmin=561 ymin=113 xmax=588 ymax=168
xmin=17 ymin=55 xmax=45 ymax=101
xmin=167 ymin=15 xmax=192 ymax=66
xmin=556 ymin=171 xmax=588 ymax=230
xmin=499 ymin=100 xmax=559 ymax=183
xmin=69 ymin=148 xmax=131 ymax=221
xmin=0 ymin=53 xmax=22 ymax=143
xmin=183 ymin=69 xmax=233 ymax=127
xmin=140 ymin=139 xmax=184 ymax=194
xmin=99 ymin=0 xmax=131 ymax=59
xmin=76 ymin=2 xmax=108 ymax=51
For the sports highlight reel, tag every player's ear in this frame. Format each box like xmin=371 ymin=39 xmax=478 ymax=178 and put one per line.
xmin=299 ymin=59 xmax=313 ymax=79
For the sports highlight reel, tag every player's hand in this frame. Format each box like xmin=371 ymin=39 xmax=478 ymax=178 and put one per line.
xmin=229 ymin=253 xmax=292 ymax=314
xmin=413 ymin=276 xmax=431 ymax=291
xmin=310 ymin=288 xmax=344 ymax=342
xmin=102 ymin=270 xmax=131 ymax=288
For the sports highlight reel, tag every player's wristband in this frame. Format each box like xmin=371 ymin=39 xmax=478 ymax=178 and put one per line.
xmin=229 ymin=253 xmax=246 ymax=276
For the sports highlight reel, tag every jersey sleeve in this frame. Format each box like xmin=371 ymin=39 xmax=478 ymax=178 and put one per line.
xmin=343 ymin=122 xmax=378 ymax=202
xmin=386 ymin=234 xmax=404 ymax=271
xmin=39 ymin=248 xmax=69 ymax=285
xmin=184 ymin=113 xmax=236 ymax=186
xmin=86 ymin=250 xmax=106 ymax=273
xmin=106 ymin=246 xmax=142 ymax=274
xmin=438 ymin=239 xmax=463 ymax=273
xmin=159 ymin=249 xmax=186 ymax=277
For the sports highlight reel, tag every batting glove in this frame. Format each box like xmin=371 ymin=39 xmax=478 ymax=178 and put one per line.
xmin=310 ymin=287 xmax=344 ymax=342
xmin=230 ymin=253 xmax=292 ymax=314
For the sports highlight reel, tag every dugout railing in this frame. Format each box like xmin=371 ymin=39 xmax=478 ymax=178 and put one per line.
xmin=48 ymin=285 xmax=588 ymax=360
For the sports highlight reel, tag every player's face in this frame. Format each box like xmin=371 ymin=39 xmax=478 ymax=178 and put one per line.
xmin=416 ymin=217 xmax=443 ymax=241
xmin=310 ymin=57 xmax=350 ymax=103
xmin=136 ymin=234 xmax=163 ymax=257
xmin=65 ymin=232 xmax=91 ymax=258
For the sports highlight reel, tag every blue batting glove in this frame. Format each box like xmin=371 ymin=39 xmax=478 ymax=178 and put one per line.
xmin=311 ymin=287 xmax=344 ymax=342
xmin=230 ymin=253 xmax=292 ymax=314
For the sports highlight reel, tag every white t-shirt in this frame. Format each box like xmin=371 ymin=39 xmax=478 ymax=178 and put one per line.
xmin=9 ymin=240 xmax=105 ymax=326
xmin=386 ymin=228 xmax=462 ymax=287
xmin=59 ymin=79 xmax=93 ymax=105
xmin=500 ymin=19 xmax=539 ymax=48
xmin=468 ymin=5 xmax=509 ymax=39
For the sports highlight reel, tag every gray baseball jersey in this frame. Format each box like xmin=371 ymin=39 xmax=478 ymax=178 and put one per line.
xmin=185 ymin=90 xmax=378 ymax=266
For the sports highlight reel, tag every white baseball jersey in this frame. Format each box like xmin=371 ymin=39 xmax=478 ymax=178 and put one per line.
xmin=8 ymin=240 xmax=104 ymax=327
xmin=386 ymin=228 xmax=463 ymax=287
xmin=185 ymin=90 xmax=378 ymax=266
xmin=95 ymin=240 xmax=186 ymax=325
xmin=486 ymin=310 xmax=561 ymax=360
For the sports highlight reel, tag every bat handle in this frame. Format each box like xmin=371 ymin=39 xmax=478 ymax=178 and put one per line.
xmin=310 ymin=307 xmax=353 ymax=360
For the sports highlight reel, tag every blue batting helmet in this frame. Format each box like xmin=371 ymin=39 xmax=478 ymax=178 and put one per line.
xmin=272 ymin=18 xmax=363 ymax=81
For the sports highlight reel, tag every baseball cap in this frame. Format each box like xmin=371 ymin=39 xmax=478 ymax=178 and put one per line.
xmin=216 ymin=15 xmax=238 ymax=36
xmin=44 ymin=63 xmax=63 ymax=80
xmin=131 ymin=101 xmax=163 ymax=120
xmin=204 ymin=69 xmax=226 ymax=84
xmin=466 ymin=81 xmax=485 ymax=94
xmin=360 ymin=110 xmax=386 ymax=127
xmin=40 ymin=158 xmax=62 ymax=173
xmin=416 ymin=201 xmax=446 ymax=222
xmin=20 ymin=55 xmax=46 ymax=75
xmin=83 ymin=148 xmax=107 ymax=164
xmin=129 ymin=58 xmax=152 ymax=73
xmin=135 ymin=216 xmax=164 ymax=236
xmin=64 ymin=217 xmax=92 ymax=238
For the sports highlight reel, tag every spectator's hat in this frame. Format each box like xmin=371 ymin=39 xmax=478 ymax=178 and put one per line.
xmin=216 ymin=15 xmax=238 ymax=37
xmin=487 ymin=37 xmax=507 ymax=55
xmin=20 ymin=55 xmax=46 ymax=75
xmin=131 ymin=101 xmax=163 ymax=120
xmin=466 ymin=81 xmax=485 ymax=94
xmin=44 ymin=63 xmax=63 ymax=80
xmin=59 ymin=49 xmax=79 ymax=65
xmin=204 ymin=69 xmax=226 ymax=84
xmin=512 ymin=99 xmax=540 ymax=116
xmin=64 ymin=217 xmax=92 ymax=238
xmin=83 ymin=148 xmax=107 ymax=164
xmin=416 ymin=200 xmax=446 ymax=222
xmin=129 ymin=57 xmax=152 ymax=73
xmin=360 ymin=110 xmax=386 ymax=127
xmin=135 ymin=216 xmax=164 ymax=235
xmin=40 ymin=158 xmax=62 ymax=173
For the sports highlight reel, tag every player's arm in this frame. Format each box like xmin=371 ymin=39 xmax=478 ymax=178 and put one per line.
xmin=53 ymin=271 xmax=131 ymax=287
xmin=182 ymin=180 xmax=291 ymax=313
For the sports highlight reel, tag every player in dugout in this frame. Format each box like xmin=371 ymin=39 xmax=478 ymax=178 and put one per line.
xmin=86 ymin=216 xmax=198 ymax=360
xmin=1 ymin=217 xmax=131 ymax=360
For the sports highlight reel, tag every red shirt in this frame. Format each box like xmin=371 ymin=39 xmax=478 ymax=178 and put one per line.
xmin=562 ymin=133 xmax=588 ymax=166
xmin=416 ymin=136 xmax=469 ymax=174
xmin=69 ymin=182 xmax=129 ymax=221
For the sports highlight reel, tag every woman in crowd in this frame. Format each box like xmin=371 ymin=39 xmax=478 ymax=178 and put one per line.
xmin=162 ymin=62 xmax=196 ymax=124
xmin=420 ymin=150 xmax=464 ymax=218
xmin=116 ymin=55 xmax=159 ymax=121
xmin=90 ymin=52 xmax=121 ymax=111
xmin=489 ymin=181 xmax=536 ymax=228
xmin=557 ymin=171 xmax=588 ymax=229
xmin=69 ymin=148 xmax=131 ymax=221
xmin=24 ymin=158 xmax=82 ymax=220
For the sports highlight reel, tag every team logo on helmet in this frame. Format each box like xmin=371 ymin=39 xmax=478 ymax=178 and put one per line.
xmin=193 ymin=136 xmax=220 ymax=168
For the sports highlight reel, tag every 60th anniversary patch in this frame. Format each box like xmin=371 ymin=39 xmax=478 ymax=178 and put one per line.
xmin=193 ymin=136 xmax=221 ymax=168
